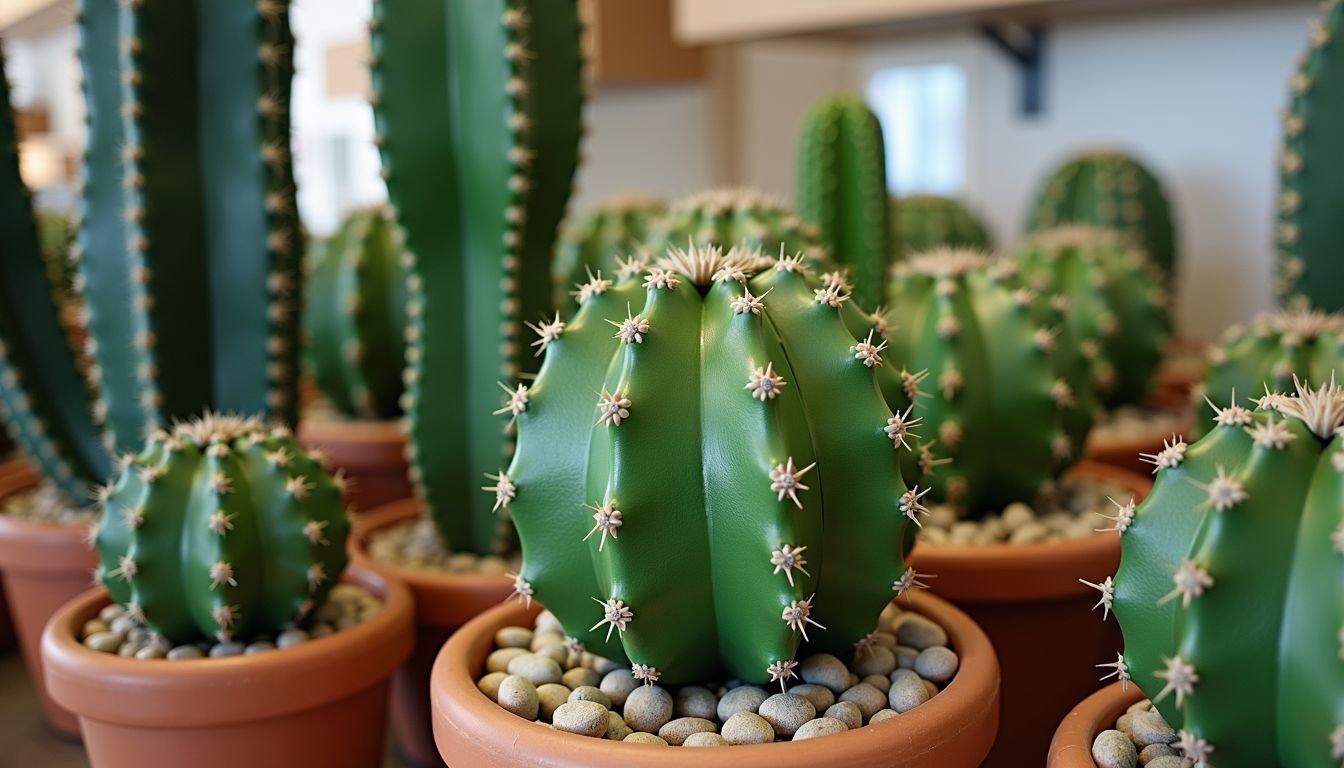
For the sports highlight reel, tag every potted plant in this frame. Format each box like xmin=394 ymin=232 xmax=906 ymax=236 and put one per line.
xmin=552 ymin=194 xmax=666 ymax=312
xmin=890 ymin=195 xmax=994 ymax=261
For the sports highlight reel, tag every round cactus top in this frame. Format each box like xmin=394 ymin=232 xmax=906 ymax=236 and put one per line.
xmin=893 ymin=248 xmax=1006 ymax=279
xmin=164 ymin=413 xmax=277 ymax=446
xmin=669 ymin=188 xmax=794 ymax=217
xmin=1254 ymin=378 xmax=1344 ymax=440
xmin=1219 ymin=309 xmax=1344 ymax=346
xmin=1024 ymin=225 xmax=1125 ymax=251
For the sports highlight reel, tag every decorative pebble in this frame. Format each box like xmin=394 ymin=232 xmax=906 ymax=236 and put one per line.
xmin=657 ymin=717 xmax=718 ymax=746
xmin=861 ymin=674 xmax=891 ymax=693
xmin=166 ymin=645 xmax=204 ymax=660
xmin=134 ymin=645 xmax=166 ymax=660
xmin=506 ymin=653 xmax=563 ymax=686
xmin=787 ymin=683 xmax=835 ymax=712
xmin=98 ymin=604 xmax=124 ymax=623
xmin=496 ymin=627 xmax=533 ymax=649
xmin=1128 ymin=700 xmax=1155 ymax=715
xmin=562 ymin=667 xmax=601 ymax=690
xmin=673 ymin=686 xmax=718 ymax=720
xmin=1001 ymin=502 xmax=1035 ymax=530
xmin=683 ymin=732 xmax=729 ymax=747
xmin=914 ymin=646 xmax=959 ymax=684
xmin=605 ymin=712 xmax=632 ymax=741
xmin=893 ymin=645 xmax=920 ymax=669
xmin=244 ymin=641 xmax=276 ymax=655
xmin=623 ymin=732 xmax=668 ymax=746
xmin=82 ymin=631 xmax=122 ymax=653
xmin=870 ymin=708 xmax=899 ymax=724
xmin=793 ymin=717 xmax=848 ymax=741
xmin=277 ymin=629 xmax=309 ymax=649
xmin=82 ymin=619 xmax=110 ymax=638
xmin=852 ymin=645 xmax=896 ymax=677
xmin=534 ymin=642 xmax=570 ymax=666
xmin=798 ymin=653 xmax=850 ymax=693
xmin=209 ymin=642 xmax=244 ymax=658
xmin=1008 ymin=521 xmax=1050 ymax=544
xmin=1092 ymin=729 xmax=1139 ymax=768
xmin=623 ymin=685 xmax=674 ymax=734
xmin=486 ymin=647 xmax=528 ymax=674
xmin=717 ymin=685 xmax=769 ymax=722
xmin=1129 ymin=711 xmax=1177 ymax=746
xmin=1144 ymin=757 xmax=1189 ymax=768
xmin=758 ymin=693 xmax=816 ymax=738
xmin=537 ymin=683 xmax=572 ymax=721
xmin=721 ymin=711 xmax=774 ymax=745
xmin=823 ymin=701 xmax=862 ymax=729
xmin=531 ymin=631 xmax=565 ymax=651
xmin=888 ymin=669 xmax=931 ymax=713
xmin=552 ymin=700 xmax=609 ymax=738
xmin=591 ymin=656 xmax=623 ymax=675
xmin=1139 ymin=743 xmax=1176 ymax=763
xmin=109 ymin=615 xmax=137 ymax=636
xmin=497 ymin=675 xmax=540 ymax=721
xmin=839 ymin=683 xmax=887 ymax=720
xmin=896 ymin=615 xmax=948 ymax=650
xmin=569 ymin=685 xmax=611 ymax=709
xmin=477 ymin=672 xmax=508 ymax=700
xmin=599 ymin=668 xmax=639 ymax=708
xmin=534 ymin=610 xmax=564 ymax=635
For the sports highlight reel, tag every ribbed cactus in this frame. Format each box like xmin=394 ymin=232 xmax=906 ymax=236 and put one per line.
xmin=885 ymin=250 xmax=1097 ymax=515
xmin=1101 ymin=380 xmax=1344 ymax=768
xmin=1277 ymin=0 xmax=1344 ymax=311
xmin=94 ymin=414 xmax=350 ymax=643
xmin=303 ymin=206 xmax=410 ymax=420
xmin=372 ymin=0 xmax=584 ymax=555
xmin=644 ymin=189 xmax=826 ymax=266
xmin=796 ymin=96 xmax=891 ymax=308
xmin=498 ymin=244 xmax=921 ymax=684
xmin=1016 ymin=227 xmax=1170 ymax=408
xmin=892 ymin=195 xmax=992 ymax=260
xmin=553 ymin=195 xmax=665 ymax=311
xmin=1027 ymin=152 xmax=1177 ymax=280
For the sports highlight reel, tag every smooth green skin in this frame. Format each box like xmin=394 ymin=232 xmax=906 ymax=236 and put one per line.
xmin=796 ymin=97 xmax=891 ymax=309
xmin=1027 ymin=153 xmax=1177 ymax=279
xmin=508 ymin=263 xmax=917 ymax=684
xmin=304 ymin=206 xmax=409 ymax=420
xmin=96 ymin=423 xmax=349 ymax=644
xmin=553 ymin=196 xmax=665 ymax=312
xmin=373 ymin=0 xmax=584 ymax=555
xmin=1112 ymin=409 xmax=1343 ymax=767
xmin=1278 ymin=0 xmax=1344 ymax=311
xmin=644 ymin=190 xmax=825 ymax=265
xmin=1016 ymin=233 xmax=1169 ymax=408
xmin=892 ymin=195 xmax=992 ymax=260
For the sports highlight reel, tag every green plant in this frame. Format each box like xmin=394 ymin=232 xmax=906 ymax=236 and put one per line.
xmin=1027 ymin=152 xmax=1177 ymax=280
xmin=1099 ymin=379 xmax=1343 ymax=768
xmin=884 ymin=250 xmax=1097 ymax=515
xmin=644 ymin=189 xmax=826 ymax=266
xmin=1016 ymin=227 xmax=1170 ymax=408
xmin=36 ymin=210 xmax=77 ymax=303
xmin=797 ymin=96 xmax=891 ymax=308
xmin=94 ymin=414 xmax=350 ymax=643
xmin=499 ymin=243 xmax=923 ymax=684
xmin=1277 ymin=0 xmax=1344 ymax=312
xmin=303 ymin=206 xmax=410 ymax=420
xmin=892 ymin=195 xmax=992 ymax=260
xmin=553 ymin=195 xmax=665 ymax=311
xmin=372 ymin=0 xmax=584 ymax=555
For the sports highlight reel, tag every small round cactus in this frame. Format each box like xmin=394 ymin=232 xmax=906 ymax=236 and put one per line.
xmin=94 ymin=414 xmax=351 ymax=644
xmin=553 ymin=195 xmax=665 ymax=311
xmin=643 ymin=189 xmax=826 ymax=266
xmin=891 ymin=195 xmax=992 ymax=260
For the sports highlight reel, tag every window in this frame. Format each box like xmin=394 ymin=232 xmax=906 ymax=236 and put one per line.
xmin=866 ymin=64 xmax=968 ymax=197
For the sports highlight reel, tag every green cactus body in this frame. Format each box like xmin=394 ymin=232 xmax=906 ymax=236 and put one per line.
xmin=1278 ymin=0 xmax=1344 ymax=311
xmin=645 ymin=189 xmax=826 ymax=267
xmin=36 ymin=211 xmax=77 ymax=302
xmin=553 ymin=195 xmax=665 ymax=312
xmin=1016 ymin=228 xmax=1170 ymax=408
xmin=892 ymin=195 xmax=992 ymax=260
xmin=796 ymin=96 xmax=891 ymax=308
xmin=884 ymin=251 xmax=1096 ymax=515
xmin=304 ymin=206 xmax=410 ymax=420
xmin=500 ymin=244 xmax=921 ymax=685
xmin=95 ymin=414 xmax=350 ymax=644
xmin=1107 ymin=381 xmax=1344 ymax=768
xmin=1028 ymin=152 xmax=1177 ymax=280
xmin=372 ymin=0 xmax=584 ymax=555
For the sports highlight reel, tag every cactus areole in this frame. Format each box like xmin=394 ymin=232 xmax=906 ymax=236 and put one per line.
xmin=498 ymin=243 xmax=924 ymax=685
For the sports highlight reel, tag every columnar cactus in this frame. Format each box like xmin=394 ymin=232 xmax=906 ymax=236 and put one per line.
xmin=372 ymin=0 xmax=584 ymax=555
xmin=499 ymin=243 xmax=923 ymax=684
xmin=1276 ymin=0 xmax=1344 ymax=311
xmin=553 ymin=195 xmax=665 ymax=311
xmin=644 ymin=189 xmax=826 ymax=266
xmin=892 ymin=195 xmax=992 ymax=260
xmin=1016 ymin=227 xmax=1170 ymax=408
xmin=94 ymin=414 xmax=350 ymax=644
xmin=796 ymin=96 xmax=891 ymax=308
xmin=1100 ymin=380 xmax=1344 ymax=768
xmin=1027 ymin=152 xmax=1177 ymax=280
xmin=303 ymin=206 xmax=410 ymax=420
xmin=884 ymin=250 xmax=1097 ymax=514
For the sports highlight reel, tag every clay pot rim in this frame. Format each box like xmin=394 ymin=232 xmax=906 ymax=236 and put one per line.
xmin=0 ymin=461 xmax=97 ymax=575
xmin=348 ymin=497 xmax=513 ymax=591
xmin=41 ymin=561 xmax=414 ymax=728
xmin=1047 ymin=682 xmax=1144 ymax=767
xmin=430 ymin=590 xmax=1000 ymax=765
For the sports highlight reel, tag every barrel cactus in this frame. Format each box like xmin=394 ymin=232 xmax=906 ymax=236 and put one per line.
xmin=1095 ymin=379 xmax=1344 ymax=768
xmin=553 ymin=195 xmax=665 ymax=311
xmin=303 ymin=205 xmax=410 ymax=420
xmin=498 ymin=243 xmax=922 ymax=684
xmin=94 ymin=414 xmax=350 ymax=643
xmin=1027 ymin=152 xmax=1177 ymax=280
xmin=644 ymin=189 xmax=826 ymax=266
xmin=892 ymin=195 xmax=992 ymax=260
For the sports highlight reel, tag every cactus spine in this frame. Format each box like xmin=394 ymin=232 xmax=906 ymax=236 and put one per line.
xmin=797 ymin=96 xmax=891 ymax=308
xmin=304 ymin=206 xmax=410 ymax=420
xmin=892 ymin=195 xmax=992 ymax=260
xmin=554 ymin=195 xmax=665 ymax=312
xmin=372 ymin=0 xmax=585 ymax=555
xmin=644 ymin=189 xmax=826 ymax=266
xmin=1104 ymin=380 xmax=1344 ymax=768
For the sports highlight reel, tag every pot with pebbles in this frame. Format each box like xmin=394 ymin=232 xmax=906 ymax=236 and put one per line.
xmin=1048 ymin=684 xmax=1197 ymax=768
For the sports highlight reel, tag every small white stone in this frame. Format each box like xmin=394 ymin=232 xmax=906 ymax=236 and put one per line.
xmin=787 ymin=683 xmax=835 ymax=712
xmin=870 ymin=708 xmax=899 ymax=724
xmin=798 ymin=653 xmax=850 ymax=693
xmin=506 ymin=653 xmax=563 ymax=685
xmin=536 ymin=683 xmax=572 ymax=721
xmin=657 ymin=717 xmax=718 ymax=746
xmin=673 ymin=686 xmax=718 ymax=720
xmin=839 ymin=682 xmax=887 ymax=720
xmin=568 ymin=685 xmax=611 ymax=709
xmin=1091 ymin=729 xmax=1139 ymax=768
xmin=623 ymin=684 xmax=673 ymax=733
xmin=824 ymin=700 xmax=862 ymax=729
xmin=896 ymin=615 xmax=948 ymax=650
xmin=682 ymin=732 xmax=729 ymax=747
xmin=599 ymin=668 xmax=639 ymax=708
xmin=622 ymin=732 xmax=668 ymax=746
xmin=792 ymin=717 xmax=848 ymax=741
xmin=717 ymin=685 xmax=768 ymax=722
xmin=552 ymin=700 xmax=609 ymax=737
xmin=888 ymin=669 xmax=931 ymax=713
xmin=721 ymin=711 xmax=774 ymax=745
xmin=477 ymin=672 xmax=508 ymax=700
xmin=914 ymin=646 xmax=959 ymax=684
xmin=497 ymin=675 xmax=540 ymax=720
xmin=759 ymin=693 xmax=816 ymax=738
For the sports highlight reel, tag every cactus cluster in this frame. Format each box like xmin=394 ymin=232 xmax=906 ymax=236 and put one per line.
xmin=553 ymin=195 xmax=665 ymax=311
xmin=94 ymin=414 xmax=350 ymax=644
xmin=644 ymin=189 xmax=826 ymax=267
xmin=499 ymin=243 xmax=922 ymax=685
xmin=892 ymin=195 xmax=992 ymax=260
xmin=303 ymin=206 xmax=410 ymax=420
xmin=1099 ymin=380 xmax=1344 ymax=768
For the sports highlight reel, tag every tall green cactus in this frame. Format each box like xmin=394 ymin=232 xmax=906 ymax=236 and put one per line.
xmin=553 ymin=195 xmax=665 ymax=312
xmin=372 ymin=0 xmax=584 ymax=555
xmin=885 ymin=250 xmax=1097 ymax=515
xmin=94 ymin=414 xmax=350 ymax=643
xmin=892 ymin=195 xmax=992 ymax=260
xmin=1016 ymin=227 xmax=1170 ymax=408
xmin=498 ymin=244 xmax=921 ymax=684
xmin=1102 ymin=380 xmax=1344 ymax=768
xmin=644 ymin=189 xmax=826 ymax=266
xmin=1027 ymin=152 xmax=1177 ymax=280
xmin=303 ymin=206 xmax=409 ymax=420
xmin=797 ymin=96 xmax=891 ymax=308
xmin=1277 ymin=0 xmax=1344 ymax=312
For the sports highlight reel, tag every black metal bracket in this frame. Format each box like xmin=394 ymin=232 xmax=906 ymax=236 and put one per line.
xmin=981 ymin=23 xmax=1046 ymax=117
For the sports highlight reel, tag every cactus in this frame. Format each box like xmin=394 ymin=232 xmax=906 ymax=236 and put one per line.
xmin=1016 ymin=227 xmax=1170 ymax=408
xmin=796 ymin=96 xmax=891 ymax=308
xmin=303 ymin=206 xmax=410 ymax=420
xmin=553 ymin=195 xmax=665 ymax=312
xmin=1027 ymin=152 xmax=1177 ymax=280
xmin=1099 ymin=380 xmax=1344 ymax=768
xmin=884 ymin=250 xmax=1097 ymax=515
xmin=498 ymin=243 xmax=922 ymax=684
xmin=372 ymin=0 xmax=584 ymax=555
xmin=1277 ymin=0 xmax=1344 ymax=311
xmin=644 ymin=189 xmax=826 ymax=267
xmin=36 ymin=211 xmax=77 ymax=303
xmin=892 ymin=195 xmax=992 ymax=260
xmin=94 ymin=414 xmax=350 ymax=644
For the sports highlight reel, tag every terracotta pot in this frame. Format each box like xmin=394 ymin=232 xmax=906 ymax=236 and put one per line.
xmin=1153 ymin=335 xmax=1208 ymax=405
xmin=42 ymin=562 xmax=413 ymax=768
xmin=1047 ymin=683 xmax=1144 ymax=767
xmin=1084 ymin=390 xmax=1194 ymax=477
xmin=907 ymin=460 xmax=1152 ymax=768
xmin=0 ymin=460 xmax=99 ymax=738
xmin=299 ymin=418 xmax=412 ymax=513
xmin=350 ymin=499 xmax=513 ymax=767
